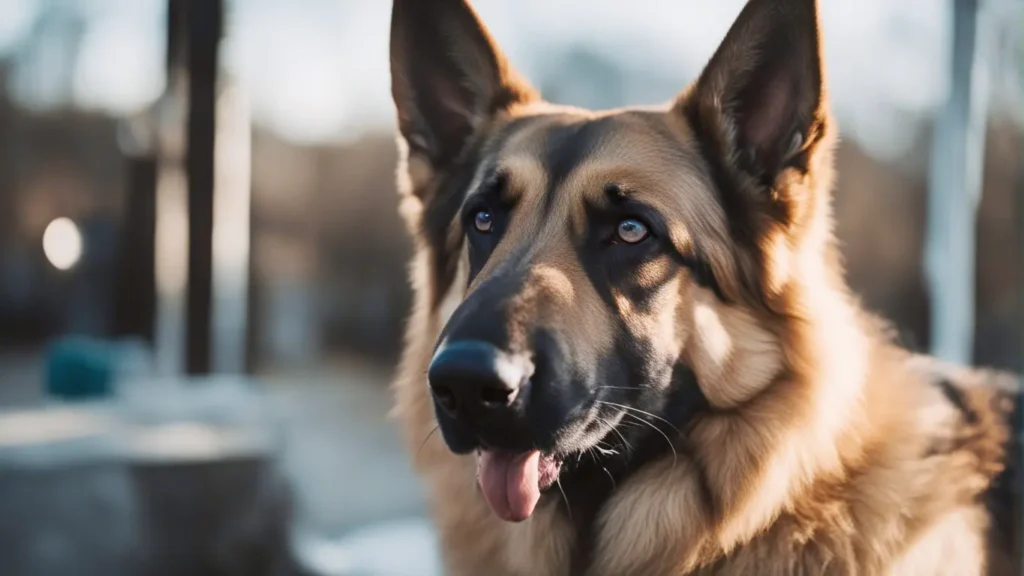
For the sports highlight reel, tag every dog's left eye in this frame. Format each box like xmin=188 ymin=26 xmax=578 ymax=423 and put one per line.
xmin=616 ymin=218 xmax=649 ymax=244
xmin=473 ymin=209 xmax=494 ymax=233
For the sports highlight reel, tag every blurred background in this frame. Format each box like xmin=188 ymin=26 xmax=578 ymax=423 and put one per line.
xmin=0 ymin=1 xmax=1021 ymax=575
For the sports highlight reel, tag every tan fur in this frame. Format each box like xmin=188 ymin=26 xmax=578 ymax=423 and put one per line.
xmin=388 ymin=1 xmax=1017 ymax=574
xmin=391 ymin=135 xmax=1017 ymax=575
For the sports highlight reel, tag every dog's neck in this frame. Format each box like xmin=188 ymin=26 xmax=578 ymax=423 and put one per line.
xmin=576 ymin=262 xmax=875 ymax=574
xmin=556 ymin=363 xmax=711 ymax=575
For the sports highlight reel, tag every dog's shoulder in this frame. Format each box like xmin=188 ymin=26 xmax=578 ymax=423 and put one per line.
xmin=906 ymin=354 xmax=1020 ymax=573
xmin=907 ymin=354 xmax=1017 ymax=486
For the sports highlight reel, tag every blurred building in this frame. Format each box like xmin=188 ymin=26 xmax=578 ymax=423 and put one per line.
xmin=0 ymin=1 xmax=1020 ymax=376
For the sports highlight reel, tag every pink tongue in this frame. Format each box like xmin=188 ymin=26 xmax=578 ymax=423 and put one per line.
xmin=476 ymin=450 xmax=542 ymax=522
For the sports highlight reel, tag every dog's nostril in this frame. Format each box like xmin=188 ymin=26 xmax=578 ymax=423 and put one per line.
xmin=479 ymin=384 xmax=517 ymax=408
xmin=432 ymin=384 xmax=459 ymax=413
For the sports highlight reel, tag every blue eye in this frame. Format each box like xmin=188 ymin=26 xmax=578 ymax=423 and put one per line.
xmin=473 ymin=210 xmax=494 ymax=233
xmin=616 ymin=218 xmax=649 ymax=244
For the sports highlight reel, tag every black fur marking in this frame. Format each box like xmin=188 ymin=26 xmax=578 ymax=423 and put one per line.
xmin=935 ymin=376 xmax=980 ymax=425
xmin=463 ymin=174 xmax=514 ymax=284
xmin=983 ymin=388 xmax=1021 ymax=572
xmin=541 ymin=119 xmax=612 ymax=214
xmin=677 ymin=250 xmax=727 ymax=303
xmin=433 ymin=268 xmax=527 ymax=355
xmin=561 ymin=355 xmax=711 ymax=576
xmin=924 ymin=374 xmax=1020 ymax=570
xmin=422 ymin=148 xmax=483 ymax=309
xmin=422 ymin=118 xmax=537 ymax=309
xmin=573 ymin=204 xmax=725 ymax=319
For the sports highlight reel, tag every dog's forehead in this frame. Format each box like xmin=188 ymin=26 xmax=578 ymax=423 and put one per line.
xmin=477 ymin=108 xmax=720 ymax=246
xmin=486 ymin=109 xmax=710 ymax=205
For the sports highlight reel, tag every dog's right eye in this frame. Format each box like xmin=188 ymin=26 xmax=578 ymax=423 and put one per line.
xmin=616 ymin=218 xmax=649 ymax=244
xmin=472 ymin=209 xmax=494 ymax=233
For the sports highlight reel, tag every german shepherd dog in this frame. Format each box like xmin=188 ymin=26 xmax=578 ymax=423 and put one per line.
xmin=387 ymin=0 xmax=1020 ymax=573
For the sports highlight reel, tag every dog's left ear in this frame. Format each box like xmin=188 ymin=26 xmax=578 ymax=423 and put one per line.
xmin=681 ymin=0 xmax=828 ymax=197
xmin=390 ymin=0 xmax=538 ymax=173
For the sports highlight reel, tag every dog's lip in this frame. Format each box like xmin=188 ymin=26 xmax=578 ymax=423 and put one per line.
xmin=440 ymin=398 xmax=621 ymax=471
xmin=537 ymin=452 xmax=563 ymax=490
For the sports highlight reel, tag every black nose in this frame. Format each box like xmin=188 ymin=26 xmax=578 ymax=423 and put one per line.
xmin=428 ymin=340 xmax=526 ymax=418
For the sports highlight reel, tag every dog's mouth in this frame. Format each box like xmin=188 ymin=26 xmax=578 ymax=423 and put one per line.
xmin=475 ymin=449 xmax=563 ymax=522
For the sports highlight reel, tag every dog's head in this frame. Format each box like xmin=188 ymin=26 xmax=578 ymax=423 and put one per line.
xmin=390 ymin=0 xmax=835 ymax=522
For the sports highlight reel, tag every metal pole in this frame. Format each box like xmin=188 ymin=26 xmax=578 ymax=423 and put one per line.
xmin=924 ymin=0 xmax=991 ymax=365
xmin=1016 ymin=5 xmax=1024 ymax=564
xmin=184 ymin=0 xmax=223 ymax=375
xmin=111 ymin=138 xmax=158 ymax=345
xmin=1018 ymin=167 xmax=1024 ymax=576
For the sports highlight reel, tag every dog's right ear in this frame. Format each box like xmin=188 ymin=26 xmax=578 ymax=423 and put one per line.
xmin=390 ymin=0 xmax=537 ymax=174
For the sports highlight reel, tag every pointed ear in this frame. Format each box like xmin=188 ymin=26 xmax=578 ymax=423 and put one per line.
xmin=390 ymin=0 xmax=538 ymax=171
xmin=681 ymin=0 xmax=828 ymax=193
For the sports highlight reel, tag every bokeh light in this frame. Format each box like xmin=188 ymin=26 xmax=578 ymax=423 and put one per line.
xmin=42 ymin=217 xmax=84 ymax=271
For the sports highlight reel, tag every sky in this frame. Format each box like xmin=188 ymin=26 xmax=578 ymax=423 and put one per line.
xmin=0 ymin=0 xmax=1018 ymax=160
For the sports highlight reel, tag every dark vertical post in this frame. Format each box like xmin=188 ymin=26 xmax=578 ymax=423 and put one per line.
xmin=1014 ymin=6 xmax=1024 ymax=574
xmin=167 ymin=0 xmax=185 ymax=75
xmin=111 ymin=0 xmax=188 ymax=345
xmin=1018 ymin=78 xmax=1024 ymax=576
xmin=111 ymin=153 xmax=158 ymax=344
xmin=184 ymin=0 xmax=222 ymax=375
xmin=1016 ymin=13 xmax=1024 ymax=571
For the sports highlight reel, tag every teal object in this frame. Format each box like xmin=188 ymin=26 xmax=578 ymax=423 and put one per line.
xmin=44 ymin=337 xmax=116 ymax=400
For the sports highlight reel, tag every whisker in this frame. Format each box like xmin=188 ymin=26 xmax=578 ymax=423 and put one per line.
xmin=609 ymin=426 xmax=634 ymax=454
xmin=621 ymin=411 xmax=678 ymax=467
xmin=588 ymin=444 xmax=611 ymax=463
xmin=418 ymin=425 xmax=440 ymax=457
xmin=602 ymin=466 xmax=617 ymax=490
xmin=596 ymin=400 xmax=681 ymax=434
xmin=595 ymin=415 xmax=634 ymax=454
xmin=556 ymin=477 xmax=573 ymax=523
